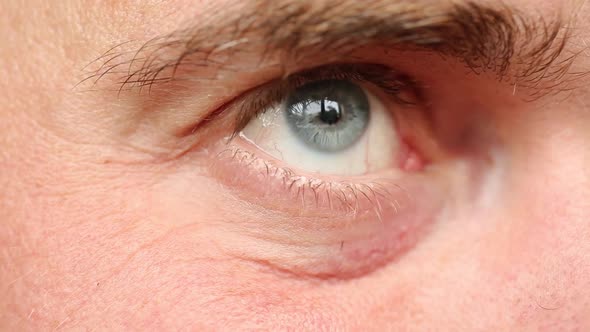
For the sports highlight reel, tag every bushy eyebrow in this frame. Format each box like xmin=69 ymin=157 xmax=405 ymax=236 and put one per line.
xmin=80 ymin=0 xmax=579 ymax=95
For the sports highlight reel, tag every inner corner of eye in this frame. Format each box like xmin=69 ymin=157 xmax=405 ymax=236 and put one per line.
xmin=237 ymin=77 xmax=423 ymax=176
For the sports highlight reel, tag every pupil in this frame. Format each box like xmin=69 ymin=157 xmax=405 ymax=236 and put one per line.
xmin=319 ymin=98 xmax=342 ymax=125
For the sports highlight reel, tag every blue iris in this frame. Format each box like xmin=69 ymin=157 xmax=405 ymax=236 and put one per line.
xmin=285 ymin=80 xmax=370 ymax=152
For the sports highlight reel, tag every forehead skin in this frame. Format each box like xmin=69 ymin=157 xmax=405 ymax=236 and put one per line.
xmin=1 ymin=0 xmax=590 ymax=331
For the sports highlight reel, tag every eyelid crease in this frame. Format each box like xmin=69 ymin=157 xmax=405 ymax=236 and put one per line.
xmin=230 ymin=63 xmax=421 ymax=137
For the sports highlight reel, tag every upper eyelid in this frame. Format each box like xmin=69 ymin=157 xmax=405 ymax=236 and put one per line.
xmin=230 ymin=63 xmax=420 ymax=135
xmin=285 ymin=64 xmax=420 ymax=104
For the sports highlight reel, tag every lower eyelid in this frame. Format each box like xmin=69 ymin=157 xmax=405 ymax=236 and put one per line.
xmin=213 ymin=142 xmax=404 ymax=220
xmin=206 ymin=140 xmax=447 ymax=278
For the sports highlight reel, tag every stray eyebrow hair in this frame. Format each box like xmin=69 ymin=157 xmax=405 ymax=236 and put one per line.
xmin=82 ymin=0 xmax=578 ymax=95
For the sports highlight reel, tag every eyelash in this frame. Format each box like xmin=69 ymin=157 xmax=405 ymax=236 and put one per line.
xmin=229 ymin=63 xmax=420 ymax=137
xmin=212 ymin=146 xmax=409 ymax=221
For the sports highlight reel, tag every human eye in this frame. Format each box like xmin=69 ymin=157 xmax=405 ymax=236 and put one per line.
xmin=206 ymin=62 xmax=447 ymax=278
xmin=240 ymin=65 xmax=415 ymax=176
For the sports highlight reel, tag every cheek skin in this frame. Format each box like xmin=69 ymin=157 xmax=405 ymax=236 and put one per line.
xmin=4 ymin=125 xmax=589 ymax=331
xmin=0 ymin=150 xmax=369 ymax=330
xmin=484 ymin=112 xmax=590 ymax=327
xmin=3 ymin=0 xmax=590 ymax=331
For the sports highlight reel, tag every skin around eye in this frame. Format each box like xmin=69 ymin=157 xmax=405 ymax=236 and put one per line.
xmin=241 ymin=80 xmax=400 ymax=176
xmin=204 ymin=75 xmax=449 ymax=278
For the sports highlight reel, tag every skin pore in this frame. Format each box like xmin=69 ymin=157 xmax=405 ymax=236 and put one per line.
xmin=1 ymin=0 xmax=590 ymax=330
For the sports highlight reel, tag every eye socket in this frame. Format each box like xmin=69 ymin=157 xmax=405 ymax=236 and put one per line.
xmin=240 ymin=69 xmax=413 ymax=176
xmin=206 ymin=63 xmax=448 ymax=278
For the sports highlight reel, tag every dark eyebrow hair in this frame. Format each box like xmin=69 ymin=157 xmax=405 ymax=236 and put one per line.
xmin=81 ymin=0 xmax=579 ymax=96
